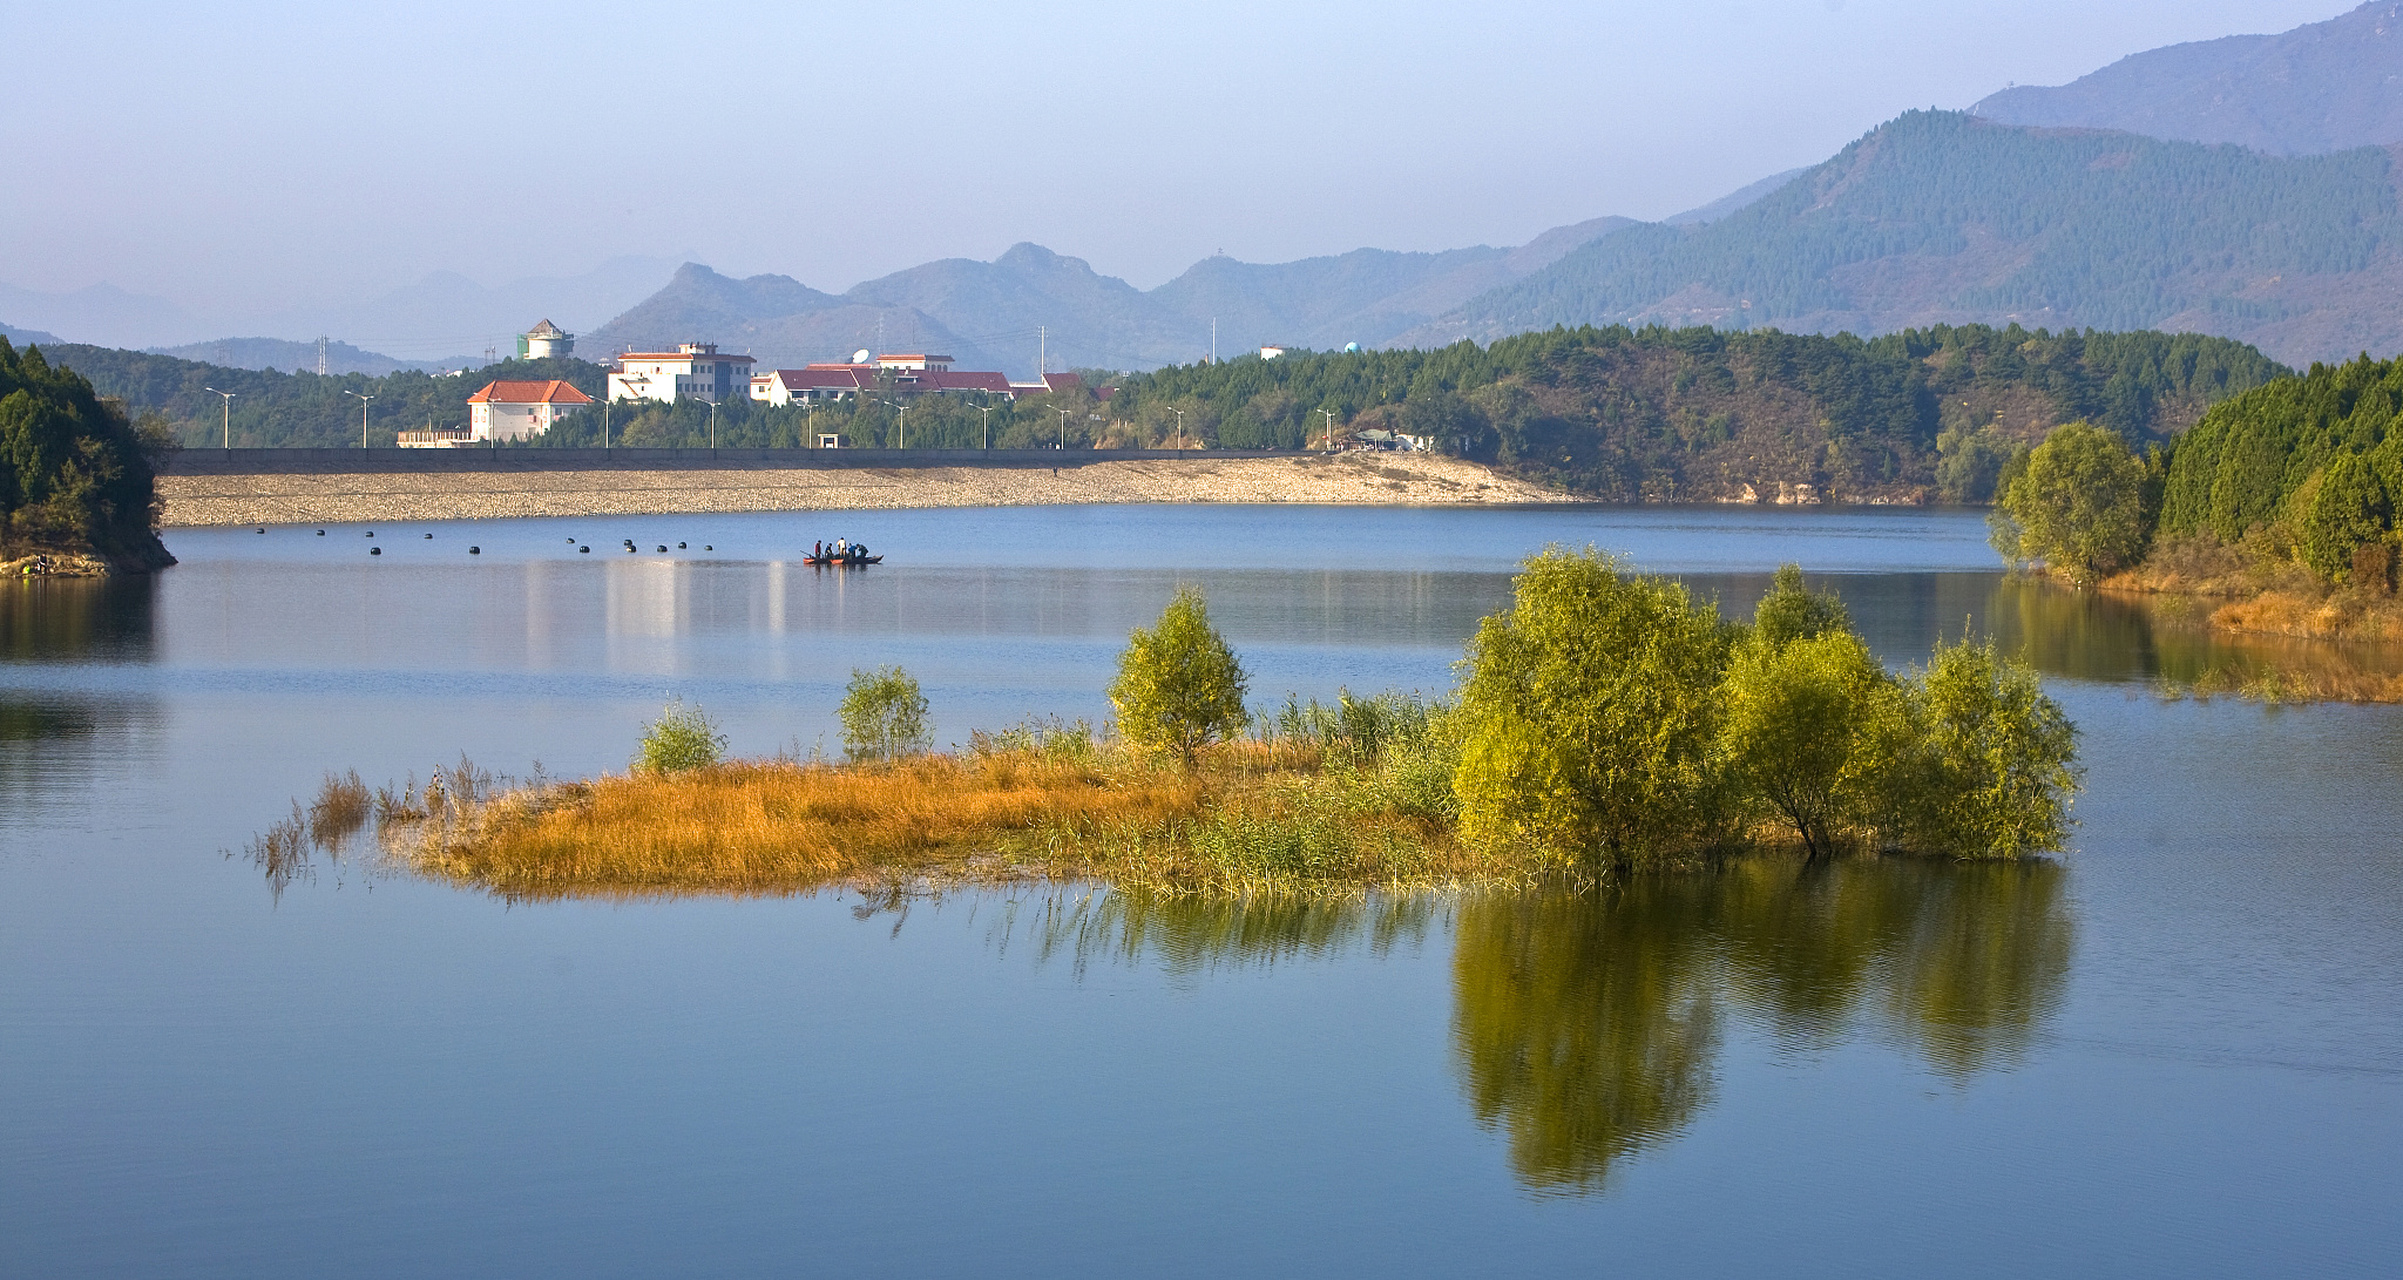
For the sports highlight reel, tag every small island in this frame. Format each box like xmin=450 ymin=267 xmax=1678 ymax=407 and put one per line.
xmin=267 ymin=553 xmax=2083 ymax=901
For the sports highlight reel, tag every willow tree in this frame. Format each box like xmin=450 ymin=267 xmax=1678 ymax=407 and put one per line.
xmin=1990 ymin=421 xmax=2148 ymax=584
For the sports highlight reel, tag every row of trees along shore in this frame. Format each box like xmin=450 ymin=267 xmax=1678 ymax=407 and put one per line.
xmin=0 ymin=338 xmax=173 ymax=572
xmin=48 ymin=322 xmax=2280 ymax=503
xmin=1992 ymin=352 xmax=2403 ymax=606
xmin=343 ymin=554 xmax=2082 ymax=902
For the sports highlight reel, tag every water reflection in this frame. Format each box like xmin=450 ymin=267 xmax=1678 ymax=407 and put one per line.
xmin=1984 ymin=577 xmax=2403 ymax=696
xmin=985 ymin=889 xmax=1440 ymax=985
xmin=0 ymin=577 xmax=157 ymax=663
xmin=1453 ymin=860 xmax=2071 ymax=1195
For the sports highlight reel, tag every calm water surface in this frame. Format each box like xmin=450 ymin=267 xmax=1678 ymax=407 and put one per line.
xmin=2 ymin=505 xmax=2397 ymax=1277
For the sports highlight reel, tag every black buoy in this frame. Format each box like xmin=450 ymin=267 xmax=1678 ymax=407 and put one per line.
xmin=578 ymin=546 xmax=590 ymax=554
xmin=655 ymin=545 xmax=667 ymax=553
xmin=369 ymin=547 xmax=381 ymax=556
xmin=423 ymin=533 xmax=433 ymax=539
xmin=255 ymin=528 xmax=265 ymax=534
xmin=365 ymin=531 xmax=374 ymax=538
xmin=567 ymin=537 xmax=575 ymax=543
xmin=316 ymin=529 xmax=325 ymax=536
xmin=677 ymin=542 xmax=686 ymax=549
xmin=703 ymin=545 xmax=712 ymax=551
xmin=469 ymin=546 xmax=480 ymax=555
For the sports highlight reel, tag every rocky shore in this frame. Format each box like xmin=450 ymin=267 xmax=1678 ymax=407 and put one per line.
xmin=159 ymin=453 xmax=1574 ymax=527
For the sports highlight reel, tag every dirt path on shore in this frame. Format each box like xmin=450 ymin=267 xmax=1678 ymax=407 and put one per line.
xmin=160 ymin=454 xmax=1572 ymax=527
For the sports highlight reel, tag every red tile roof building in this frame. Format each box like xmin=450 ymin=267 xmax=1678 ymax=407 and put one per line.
xmin=454 ymin=379 xmax=595 ymax=444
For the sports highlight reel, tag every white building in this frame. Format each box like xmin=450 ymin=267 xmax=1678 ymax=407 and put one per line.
xmin=606 ymin=342 xmax=757 ymax=403
xmin=465 ymin=379 xmax=594 ymax=441
xmin=518 ymin=319 xmax=574 ymax=360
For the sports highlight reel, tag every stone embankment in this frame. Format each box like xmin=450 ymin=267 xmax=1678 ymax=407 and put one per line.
xmin=159 ymin=453 xmax=1573 ymax=527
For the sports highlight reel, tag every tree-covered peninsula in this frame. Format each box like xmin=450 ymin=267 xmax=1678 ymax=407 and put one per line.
xmin=1 ymin=339 xmax=173 ymax=575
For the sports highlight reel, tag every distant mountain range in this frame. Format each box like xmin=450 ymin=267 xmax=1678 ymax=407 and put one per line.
xmin=146 ymin=337 xmax=464 ymax=378
xmin=579 ymin=216 xmax=1645 ymax=375
xmin=1972 ymin=1 xmax=2403 ymax=155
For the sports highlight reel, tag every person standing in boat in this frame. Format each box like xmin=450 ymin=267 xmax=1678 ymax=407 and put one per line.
xmin=813 ymin=540 xmax=823 ymax=560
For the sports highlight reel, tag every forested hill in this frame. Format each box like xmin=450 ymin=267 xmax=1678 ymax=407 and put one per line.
xmin=2160 ymin=353 xmax=2403 ymax=560
xmin=1111 ymin=325 xmax=2285 ymax=503
xmin=1402 ymin=111 xmax=2403 ymax=367
xmin=40 ymin=344 xmax=610 ymax=448
xmin=0 ymin=339 xmax=172 ymax=571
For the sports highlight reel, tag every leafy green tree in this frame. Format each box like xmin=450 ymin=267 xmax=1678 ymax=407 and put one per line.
xmin=1899 ymin=639 xmax=2081 ymax=858
xmin=1452 ymin=547 xmax=1736 ymax=866
xmin=2302 ymin=452 xmax=2391 ymax=581
xmin=1108 ymin=588 xmax=1250 ymax=765
xmin=0 ymin=339 xmax=170 ymax=569
xmin=839 ymin=666 xmax=931 ymax=763
xmin=1751 ymin=563 xmax=1851 ymax=650
xmin=1991 ymin=421 xmax=2148 ymax=583
xmin=634 ymin=699 xmax=727 ymax=773
xmin=1719 ymin=629 xmax=1907 ymax=859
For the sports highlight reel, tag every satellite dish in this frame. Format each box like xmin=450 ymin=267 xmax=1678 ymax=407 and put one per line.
xmin=851 ymin=349 xmax=872 ymax=365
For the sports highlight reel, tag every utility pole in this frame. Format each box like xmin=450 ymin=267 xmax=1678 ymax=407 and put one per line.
xmin=205 ymin=387 xmax=235 ymax=448
xmin=346 ymin=390 xmax=376 ymax=448
xmin=1211 ymin=318 xmax=1217 ymax=365
xmin=1038 ymin=325 xmax=1046 ymax=381
xmin=602 ymin=398 xmax=610 ymax=450
xmin=1318 ymin=408 xmax=1336 ymax=454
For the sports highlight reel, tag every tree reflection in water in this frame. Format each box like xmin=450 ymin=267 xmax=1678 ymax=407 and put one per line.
xmin=1454 ymin=860 xmax=2071 ymax=1194
xmin=982 ymin=858 xmax=2069 ymax=1197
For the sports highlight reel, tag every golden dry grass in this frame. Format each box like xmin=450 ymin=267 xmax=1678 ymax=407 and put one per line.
xmin=406 ymin=753 xmax=1210 ymax=899
xmin=385 ymin=734 xmax=1527 ymax=901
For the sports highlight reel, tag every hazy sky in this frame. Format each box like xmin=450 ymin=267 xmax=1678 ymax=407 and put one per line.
xmin=1 ymin=1 xmax=2363 ymax=330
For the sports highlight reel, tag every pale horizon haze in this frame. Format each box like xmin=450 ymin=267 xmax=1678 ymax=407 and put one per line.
xmin=0 ymin=1 xmax=2363 ymax=351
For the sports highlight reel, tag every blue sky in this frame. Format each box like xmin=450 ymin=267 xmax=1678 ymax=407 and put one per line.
xmin=0 ymin=1 xmax=2362 ymax=331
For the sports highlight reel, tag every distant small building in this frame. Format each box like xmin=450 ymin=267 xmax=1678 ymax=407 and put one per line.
xmin=396 ymin=427 xmax=478 ymax=449
xmin=607 ymin=342 xmax=756 ymax=403
xmin=466 ymin=379 xmax=594 ymax=441
xmin=752 ymin=354 xmax=1028 ymax=406
xmin=518 ymin=319 xmax=574 ymax=361
xmin=1259 ymin=345 xmax=1286 ymax=360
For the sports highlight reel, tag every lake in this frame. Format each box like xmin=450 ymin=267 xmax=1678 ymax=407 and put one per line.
xmin=3 ymin=504 xmax=2398 ymax=1277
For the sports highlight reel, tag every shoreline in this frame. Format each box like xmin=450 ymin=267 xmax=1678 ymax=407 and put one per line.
xmin=159 ymin=453 xmax=1574 ymax=528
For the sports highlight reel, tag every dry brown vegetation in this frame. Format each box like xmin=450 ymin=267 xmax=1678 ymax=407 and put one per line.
xmin=381 ymin=738 xmax=1512 ymax=902
xmin=2101 ymin=532 xmax=2403 ymax=649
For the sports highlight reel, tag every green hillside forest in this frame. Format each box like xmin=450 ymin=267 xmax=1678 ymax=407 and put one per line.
xmin=48 ymin=321 xmax=2283 ymax=505
xmin=1112 ymin=323 xmax=2284 ymax=501
xmin=2160 ymin=353 xmax=2403 ymax=577
xmin=0 ymin=338 xmax=173 ymax=571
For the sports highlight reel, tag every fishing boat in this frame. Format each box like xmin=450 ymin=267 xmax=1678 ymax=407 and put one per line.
xmin=804 ymin=552 xmax=882 ymax=566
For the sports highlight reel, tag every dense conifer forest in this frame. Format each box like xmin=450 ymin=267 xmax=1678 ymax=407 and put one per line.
xmin=0 ymin=338 xmax=173 ymax=570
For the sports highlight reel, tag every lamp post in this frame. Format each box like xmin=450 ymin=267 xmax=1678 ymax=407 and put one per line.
xmin=880 ymin=399 xmax=908 ymax=449
xmin=704 ymin=397 xmax=719 ymax=450
xmin=1317 ymin=408 xmax=1336 ymax=454
xmin=1168 ymin=407 xmax=1186 ymax=452
xmin=974 ymin=400 xmax=995 ymax=450
xmin=204 ymin=387 xmax=236 ymax=448
xmin=1057 ymin=407 xmax=1069 ymax=450
xmin=345 ymin=390 xmax=376 ymax=448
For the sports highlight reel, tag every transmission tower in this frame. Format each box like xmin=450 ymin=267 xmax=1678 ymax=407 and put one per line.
xmin=316 ymin=336 xmax=329 ymax=377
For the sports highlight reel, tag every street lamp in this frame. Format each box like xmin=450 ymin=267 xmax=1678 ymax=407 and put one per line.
xmin=203 ymin=387 xmax=236 ymax=448
xmin=973 ymin=398 xmax=995 ymax=450
xmin=1057 ymin=407 xmax=1069 ymax=450
xmin=880 ymin=399 xmax=908 ymax=449
xmin=1317 ymin=408 xmax=1337 ymax=454
xmin=345 ymin=390 xmax=376 ymax=448
xmin=703 ymin=396 xmax=719 ymax=450
xmin=1168 ymin=407 xmax=1186 ymax=452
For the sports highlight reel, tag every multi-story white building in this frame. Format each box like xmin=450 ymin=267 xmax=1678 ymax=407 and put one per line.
xmin=465 ymin=379 xmax=594 ymax=441
xmin=606 ymin=342 xmax=757 ymax=403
